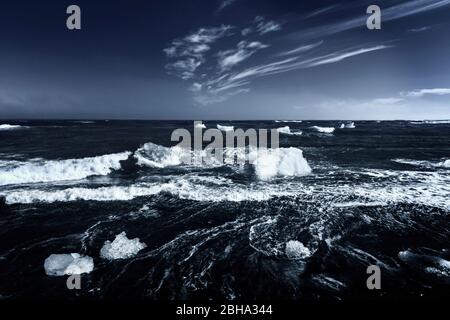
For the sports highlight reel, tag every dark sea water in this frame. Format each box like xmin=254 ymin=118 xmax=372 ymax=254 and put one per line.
xmin=0 ymin=120 xmax=449 ymax=300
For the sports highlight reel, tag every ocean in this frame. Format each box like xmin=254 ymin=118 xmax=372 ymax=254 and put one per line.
xmin=0 ymin=120 xmax=449 ymax=300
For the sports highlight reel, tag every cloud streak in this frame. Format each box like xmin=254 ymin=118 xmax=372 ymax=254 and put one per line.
xmin=290 ymin=0 xmax=450 ymax=40
xmin=402 ymin=88 xmax=450 ymax=97
xmin=217 ymin=0 xmax=239 ymax=12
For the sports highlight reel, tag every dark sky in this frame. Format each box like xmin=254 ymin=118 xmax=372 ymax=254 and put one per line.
xmin=1 ymin=0 xmax=449 ymax=120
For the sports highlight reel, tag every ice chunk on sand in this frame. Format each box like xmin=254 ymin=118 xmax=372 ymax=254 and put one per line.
xmin=44 ymin=253 xmax=94 ymax=276
xmin=100 ymin=232 xmax=147 ymax=260
xmin=285 ymin=240 xmax=312 ymax=259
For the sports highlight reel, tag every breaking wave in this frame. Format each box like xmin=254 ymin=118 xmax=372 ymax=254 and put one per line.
xmin=277 ymin=126 xmax=303 ymax=136
xmin=392 ymin=158 xmax=450 ymax=168
xmin=0 ymin=152 xmax=131 ymax=186
xmin=2 ymin=178 xmax=297 ymax=204
xmin=410 ymin=120 xmax=450 ymax=125
xmin=0 ymin=124 xmax=28 ymax=131
xmin=135 ymin=142 xmax=312 ymax=180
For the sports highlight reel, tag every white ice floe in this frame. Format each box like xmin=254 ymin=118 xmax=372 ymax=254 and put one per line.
xmin=340 ymin=122 xmax=355 ymax=129
xmin=217 ymin=124 xmax=234 ymax=132
xmin=310 ymin=126 xmax=335 ymax=133
xmin=0 ymin=152 xmax=131 ymax=186
xmin=100 ymin=232 xmax=147 ymax=260
xmin=276 ymin=126 xmax=302 ymax=136
xmin=285 ymin=240 xmax=312 ymax=259
xmin=440 ymin=159 xmax=450 ymax=168
xmin=44 ymin=253 xmax=94 ymax=276
xmin=195 ymin=123 xmax=206 ymax=129
xmin=253 ymin=148 xmax=312 ymax=180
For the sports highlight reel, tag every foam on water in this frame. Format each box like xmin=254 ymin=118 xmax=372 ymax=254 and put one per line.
xmin=2 ymin=177 xmax=297 ymax=204
xmin=410 ymin=120 xmax=450 ymax=125
xmin=4 ymin=166 xmax=449 ymax=210
xmin=398 ymin=250 xmax=450 ymax=282
xmin=134 ymin=142 xmax=188 ymax=168
xmin=3 ymin=184 xmax=165 ymax=203
xmin=100 ymin=232 xmax=147 ymax=260
xmin=44 ymin=253 xmax=94 ymax=276
xmin=0 ymin=152 xmax=131 ymax=186
xmin=392 ymin=158 xmax=444 ymax=168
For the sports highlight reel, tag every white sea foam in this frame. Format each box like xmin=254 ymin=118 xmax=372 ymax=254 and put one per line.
xmin=410 ymin=120 xmax=450 ymax=125
xmin=217 ymin=124 xmax=234 ymax=132
xmin=100 ymin=232 xmax=147 ymax=260
xmin=0 ymin=152 xmax=131 ymax=186
xmin=276 ymin=126 xmax=302 ymax=136
xmin=0 ymin=124 xmax=27 ymax=131
xmin=134 ymin=142 xmax=188 ymax=168
xmin=44 ymin=253 xmax=94 ymax=276
xmin=275 ymin=120 xmax=302 ymax=123
xmin=285 ymin=240 xmax=312 ymax=259
xmin=2 ymin=177 xmax=298 ymax=204
xmin=3 ymin=184 xmax=165 ymax=203
xmin=392 ymin=158 xmax=449 ymax=169
xmin=311 ymin=126 xmax=335 ymax=133
xmin=253 ymin=148 xmax=312 ymax=180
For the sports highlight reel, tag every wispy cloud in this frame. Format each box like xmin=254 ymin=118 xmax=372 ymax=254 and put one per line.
xmin=164 ymin=25 xmax=233 ymax=80
xmin=218 ymin=41 xmax=268 ymax=71
xmin=276 ymin=40 xmax=324 ymax=57
xmin=217 ymin=0 xmax=239 ymax=12
xmin=408 ymin=26 xmax=431 ymax=32
xmin=372 ymin=97 xmax=405 ymax=104
xmin=196 ymin=45 xmax=391 ymax=105
xmin=291 ymin=0 xmax=450 ymax=40
xmin=255 ymin=16 xmax=282 ymax=35
xmin=402 ymin=88 xmax=450 ymax=97
xmin=304 ymin=45 xmax=392 ymax=67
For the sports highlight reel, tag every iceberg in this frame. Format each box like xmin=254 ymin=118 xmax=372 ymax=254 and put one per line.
xmin=44 ymin=253 xmax=94 ymax=276
xmin=100 ymin=232 xmax=147 ymax=260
